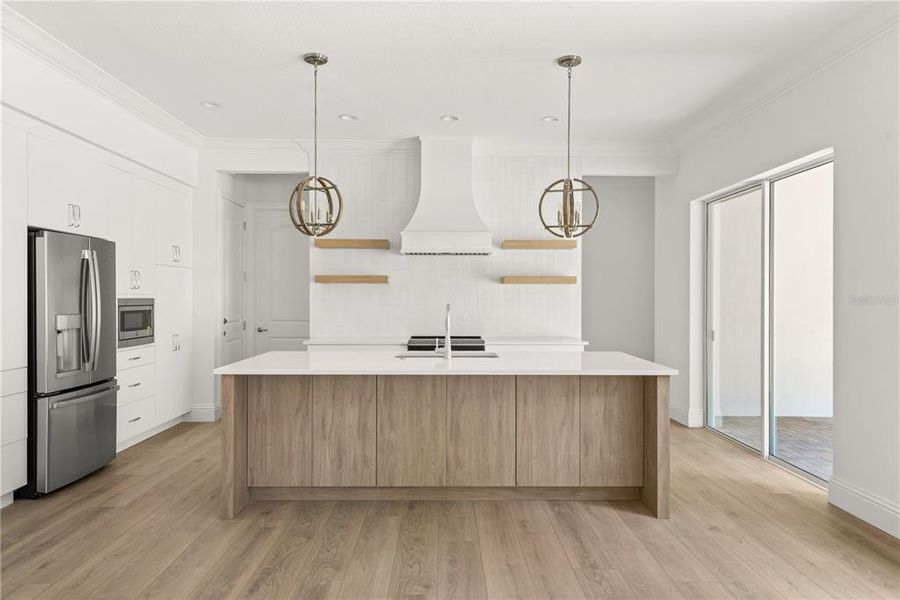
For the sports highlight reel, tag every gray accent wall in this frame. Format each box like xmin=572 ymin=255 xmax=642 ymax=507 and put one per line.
xmin=582 ymin=176 xmax=655 ymax=360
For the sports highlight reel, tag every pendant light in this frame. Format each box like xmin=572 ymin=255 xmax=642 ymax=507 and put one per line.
xmin=289 ymin=52 xmax=343 ymax=237
xmin=538 ymin=55 xmax=599 ymax=238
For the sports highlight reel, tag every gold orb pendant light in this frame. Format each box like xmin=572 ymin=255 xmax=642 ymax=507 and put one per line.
xmin=289 ymin=52 xmax=343 ymax=237
xmin=538 ymin=55 xmax=599 ymax=238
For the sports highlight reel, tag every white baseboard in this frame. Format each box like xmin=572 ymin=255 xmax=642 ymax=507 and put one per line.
xmin=671 ymin=401 xmax=704 ymax=428
xmin=116 ymin=415 xmax=184 ymax=453
xmin=184 ymin=403 xmax=220 ymax=422
xmin=829 ymin=476 xmax=900 ymax=539
xmin=1 ymin=492 xmax=13 ymax=509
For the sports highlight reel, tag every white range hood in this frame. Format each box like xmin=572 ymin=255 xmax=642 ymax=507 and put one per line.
xmin=400 ymin=137 xmax=492 ymax=255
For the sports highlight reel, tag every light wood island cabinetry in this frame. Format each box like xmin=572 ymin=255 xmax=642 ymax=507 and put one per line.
xmin=217 ymin=350 xmax=675 ymax=519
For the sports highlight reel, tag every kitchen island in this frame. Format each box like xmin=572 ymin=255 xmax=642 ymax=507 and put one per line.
xmin=214 ymin=351 xmax=677 ymax=519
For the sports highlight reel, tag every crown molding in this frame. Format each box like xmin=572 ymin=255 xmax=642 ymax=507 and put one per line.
xmin=473 ymin=138 xmax=677 ymax=158
xmin=1 ymin=5 xmax=203 ymax=148
xmin=201 ymin=137 xmax=420 ymax=154
xmin=676 ymin=6 xmax=900 ymax=149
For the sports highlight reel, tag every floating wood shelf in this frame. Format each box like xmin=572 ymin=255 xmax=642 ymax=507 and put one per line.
xmin=500 ymin=276 xmax=577 ymax=285
xmin=314 ymin=239 xmax=391 ymax=249
xmin=314 ymin=275 xmax=389 ymax=284
xmin=501 ymin=239 xmax=577 ymax=250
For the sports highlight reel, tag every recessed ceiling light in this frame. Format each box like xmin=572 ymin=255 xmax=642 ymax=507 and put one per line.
xmin=200 ymin=101 xmax=221 ymax=109
xmin=541 ymin=115 xmax=559 ymax=122
xmin=338 ymin=114 xmax=357 ymax=121
xmin=439 ymin=114 xmax=460 ymax=122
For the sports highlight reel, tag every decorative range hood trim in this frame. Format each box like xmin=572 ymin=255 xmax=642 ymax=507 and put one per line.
xmin=400 ymin=137 xmax=493 ymax=255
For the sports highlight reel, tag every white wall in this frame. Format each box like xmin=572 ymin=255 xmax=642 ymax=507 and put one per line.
xmin=655 ymin=21 xmax=899 ymax=536
xmin=311 ymin=147 xmax=582 ymax=339
xmin=582 ymin=177 xmax=654 ymax=359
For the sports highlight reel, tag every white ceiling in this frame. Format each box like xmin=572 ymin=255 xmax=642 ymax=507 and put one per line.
xmin=7 ymin=1 xmax=876 ymax=143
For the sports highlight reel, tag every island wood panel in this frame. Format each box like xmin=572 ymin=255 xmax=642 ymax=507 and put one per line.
xmin=642 ymin=375 xmax=670 ymax=518
xmin=311 ymin=375 xmax=376 ymax=486
xmin=377 ymin=375 xmax=447 ymax=486
xmin=221 ymin=374 xmax=249 ymax=518
xmin=247 ymin=375 xmax=312 ymax=487
xmin=580 ymin=376 xmax=643 ymax=486
xmin=446 ymin=375 xmax=516 ymax=486
xmin=516 ymin=376 xmax=580 ymax=486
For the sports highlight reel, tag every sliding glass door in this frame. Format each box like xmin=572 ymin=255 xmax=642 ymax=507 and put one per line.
xmin=770 ymin=162 xmax=834 ymax=480
xmin=706 ymin=186 xmax=764 ymax=451
xmin=705 ymin=159 xmax=833 ymax=482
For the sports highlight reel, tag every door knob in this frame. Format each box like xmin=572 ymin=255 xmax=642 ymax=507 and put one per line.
xmin=257 ymin=327 xmax=268 ymax=333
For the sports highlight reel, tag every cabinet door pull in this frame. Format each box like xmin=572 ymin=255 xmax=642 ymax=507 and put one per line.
xmin=136 ymin=270 xmax=142 ymax=289
xmin=128 ymin=382 xmax=142 ymax=388
xmin=128 ymin=356 xmax=142 ymax=361
xmin=171 ymin=244 xmax=177 ymax=263
xmin=67 ymin=204 xmax=74 ymax=227
xmin=75 ymin=205 xmax=82 ymax=228
xmin=128 ymin=416 xmax=142 ymax=423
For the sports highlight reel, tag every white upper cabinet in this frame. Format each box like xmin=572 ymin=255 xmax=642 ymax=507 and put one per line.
xmin=1 ymin=123 xmax=28 ymax=372
xmin=27 ymin=133 xmax=110 ymax=238
xmin=147 ymin=179 xmax=192 ymax=268
xmin=109 ymin=171 xmax=156 ymax=295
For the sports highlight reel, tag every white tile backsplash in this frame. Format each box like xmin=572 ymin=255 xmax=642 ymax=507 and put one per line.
xmin=310 ymin=150 xmax=581 ymax=338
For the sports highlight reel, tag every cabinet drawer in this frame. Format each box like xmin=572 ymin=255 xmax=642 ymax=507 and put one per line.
xmin=118 ymin=364 xmax=155 ymax=405
xmin=1 ymin=391 xmax=27 ymax=445
xmin=1 ymin=439 xmax=27 ymax=495
xmin=117 ymin=346 xmax=156 ymax=371
xmin=117 ymin=396 xmax=155 ymax=443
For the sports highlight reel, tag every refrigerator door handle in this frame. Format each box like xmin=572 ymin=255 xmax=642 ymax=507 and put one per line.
xmin=50 ymin=385 xmax=120 ymax=410
xmin=80 ymin=250 xmax=91 ymax=369
xmin=89 ymin=249 xmax=101 ymax=372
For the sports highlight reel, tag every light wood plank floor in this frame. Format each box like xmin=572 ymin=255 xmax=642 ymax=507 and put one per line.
xmin=2 ymin=421 xmax=898 ymax=599
xmin=718 ymin=416 xmax=833 ymax=480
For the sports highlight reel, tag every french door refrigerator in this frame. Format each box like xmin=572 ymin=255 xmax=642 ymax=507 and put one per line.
xmin=22 ymin=229 xmax=117 ymax=497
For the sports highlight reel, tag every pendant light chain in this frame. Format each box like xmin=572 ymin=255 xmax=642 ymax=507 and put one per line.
xmin=567 ymin=65 xmax=572 ymax=181
xmin=313 ymin=63 xmax=318 ymax=182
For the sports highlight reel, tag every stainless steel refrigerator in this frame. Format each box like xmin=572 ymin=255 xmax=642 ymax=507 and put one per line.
xmin=23 ymin=229 xmax=117 ymax=497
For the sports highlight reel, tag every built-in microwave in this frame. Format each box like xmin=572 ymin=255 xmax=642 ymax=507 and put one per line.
xmin=118 ymin=298 xmax=154 ymax=348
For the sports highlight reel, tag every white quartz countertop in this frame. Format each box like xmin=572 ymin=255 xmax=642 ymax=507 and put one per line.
xmin=303 ymin=337 xmax=588 ymax=347
xmin=214 ymin=350 xmax=677 ymax=376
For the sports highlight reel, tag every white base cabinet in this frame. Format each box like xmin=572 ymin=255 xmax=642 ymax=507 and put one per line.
xmin=0 ymin=369 xmax=28 ymax=496
xmin=155 ymin=266 xmax=193 ymax=423
xmin=116 ymin=346 xmax=157 ymax=450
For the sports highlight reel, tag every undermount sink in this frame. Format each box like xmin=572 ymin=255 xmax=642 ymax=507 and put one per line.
xmin=395 ymin=351 xmax=500 ymax=359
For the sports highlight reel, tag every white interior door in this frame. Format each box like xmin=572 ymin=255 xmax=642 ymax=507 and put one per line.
xmin=251 ymin=208 xmax=309 ymax=354
xmin=222 ymin=197 xmax=245 ymax=364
